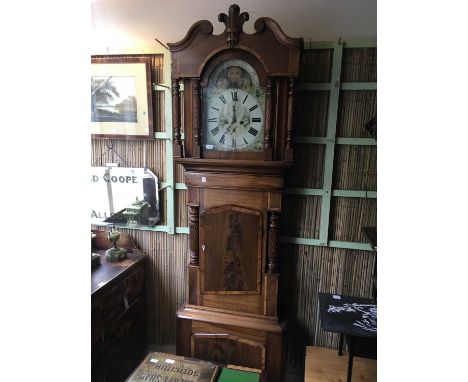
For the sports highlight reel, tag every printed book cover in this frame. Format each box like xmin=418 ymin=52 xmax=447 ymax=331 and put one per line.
xmin=125 ymin=352 xmax=219 ymax=382
xmin=217 ymin=366 xmax=261 ymax=382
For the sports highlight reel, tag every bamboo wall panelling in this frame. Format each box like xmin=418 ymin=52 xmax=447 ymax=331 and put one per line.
xmin=299 ymin=49 xmax=333 ymax=83
xmin=175 ymin=163 xmax=185 ymax=184
xmin=340 ymin=48 xmax=377 ymax=83
xmin=294 ymin=91 xmax=330 ymax=136
xmin=295 ymin=47 xmax=332 ymax=129
xmin=281 ymin=45 xmax=377 ymax=250
xmin=277 ymin=243 xmax=307 ymax=363
xmin=175 ymin=189 xmax=188 ymax=228
xmin=336 ymin=90 xmax=377 ymax=138
xmin=281 ymin=195 xmax=321 ymax=239
xmin=318 ymin=41 xmax=343 ymax=246
xmin=333 ymin=145 xmax=377 ymax=191
xmin=153 ymin=88 xmax=165 ymax=133
xmin=152 ymin=55 xmax=166 ymax=133
xmin=132 ymin=231 xmax=187 ymax=345
xmin=329 ymin=197 xmax=377 ymax=243
xmin=278 ymin=40 xmax=377 ymax=363
xmin=285 ymin=144 xmax=325 ymax=188
xmin=91 ymin=138 xmax=166 ymax=176
xmin=159 ymin=189 xmax=168 ymax=226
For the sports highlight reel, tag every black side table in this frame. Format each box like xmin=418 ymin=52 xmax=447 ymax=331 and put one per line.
xmin=318 ymin=292 xmax=377 ymax=382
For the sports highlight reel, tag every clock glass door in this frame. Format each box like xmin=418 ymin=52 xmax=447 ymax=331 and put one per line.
xmin=202 ymin=59 xmax=265 ymax=152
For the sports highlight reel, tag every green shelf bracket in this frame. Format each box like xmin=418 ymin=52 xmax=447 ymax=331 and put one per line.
xmin=303 ymin=39 xmax=376 ymax=50
xmin=332 ymin=190 xmax=377 ymax=198
xmin=293 ymin=136 xmax=377 ymax=146
xmin=285 ymin=187 xmax=325 ymax=196
xmin=341 ymin=82 xmax=377 ymax=91
xmin=293 ymin=136 xmax=328 ymax=144
xmin=161 ymin=56 xmax=175 ymax=235
xmin=285 ymin=188 xmax=376 ymax=198
xmin=297 ymin=82 xmax=376 ymax=91
xmin=318 ymin=41 xmax=343 ymax=246
xmin=280 ymin=236 xmax=374 ymax=251
xmin=175 ymin=227 xmax=189 ymax=234
xmin=336 ymin=138 xmax=377 ymax=146
xmin=158 ymin=182 xmax=187 ymax=191
xmin=175 ymin=183 xmax=187 ymax=190
xmin=281 ymin=236 xmax=322 ymax=246
xmin=341 ymin=40 xmax=377 ymax=48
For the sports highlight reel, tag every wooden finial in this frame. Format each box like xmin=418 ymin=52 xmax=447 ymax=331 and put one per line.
xmin=218 ymin=4 xmax=249 ymax=47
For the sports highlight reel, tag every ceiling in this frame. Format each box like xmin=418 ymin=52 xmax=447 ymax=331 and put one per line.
xmin=91 ymin=0 xmax=376 ymax=53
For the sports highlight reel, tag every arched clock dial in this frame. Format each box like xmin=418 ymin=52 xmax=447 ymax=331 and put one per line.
xmin=202 ymin=59 xmax=265 ymax=152
xmin=206 ymin=88 xmax=263 ymax=150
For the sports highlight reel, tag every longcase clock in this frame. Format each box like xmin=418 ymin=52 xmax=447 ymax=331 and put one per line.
xmin=169 ymin=5 xmax=302 ymax=381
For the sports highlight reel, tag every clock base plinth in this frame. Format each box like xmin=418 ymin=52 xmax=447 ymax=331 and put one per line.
xmin=176 ymin=305 xmax=285 ymax=382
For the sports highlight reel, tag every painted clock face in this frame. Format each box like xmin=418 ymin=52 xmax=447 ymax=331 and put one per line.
xmin=202 ymin=59 xmax=265 ymax=152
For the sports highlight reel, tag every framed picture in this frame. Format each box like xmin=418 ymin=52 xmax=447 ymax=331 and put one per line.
xmin=91 ymin=57 xmax=154 ymax=139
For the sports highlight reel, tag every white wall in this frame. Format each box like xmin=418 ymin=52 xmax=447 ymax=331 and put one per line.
xmin=91 ymin=0 xmax=377 ymax=54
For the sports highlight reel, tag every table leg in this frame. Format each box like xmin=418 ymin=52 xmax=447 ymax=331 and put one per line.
xmin=338 ymin=333 xmax=344 ymax=356
xmin=347 ymin=337 xmax=354 ymax=382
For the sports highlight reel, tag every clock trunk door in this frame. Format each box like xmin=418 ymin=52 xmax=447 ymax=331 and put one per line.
xmin=200 ymin=205 xmax=262 ymax=295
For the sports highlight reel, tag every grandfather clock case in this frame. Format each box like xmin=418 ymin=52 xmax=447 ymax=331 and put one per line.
xmin=170 ymin=5 xmax=302 ymax=380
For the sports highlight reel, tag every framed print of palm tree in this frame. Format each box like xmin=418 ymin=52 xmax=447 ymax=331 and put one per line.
xmin=91 ymin=57 xmax=154 ymax=139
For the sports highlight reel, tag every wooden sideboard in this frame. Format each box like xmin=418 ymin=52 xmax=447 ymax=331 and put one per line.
xmin=91 ymin=230 xmax=147 ymax=382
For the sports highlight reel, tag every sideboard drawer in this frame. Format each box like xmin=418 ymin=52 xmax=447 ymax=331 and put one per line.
xmin=91 ymin=301 xmax=102 ymax=345
xmin=125 ymin=264 xmax=145 ymax=305
xmin=101 ymin=282 xmax=126 ymax=326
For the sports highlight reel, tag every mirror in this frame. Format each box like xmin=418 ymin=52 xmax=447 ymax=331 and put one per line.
xmin=91 ymin=166 xmax=160 ymax=227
